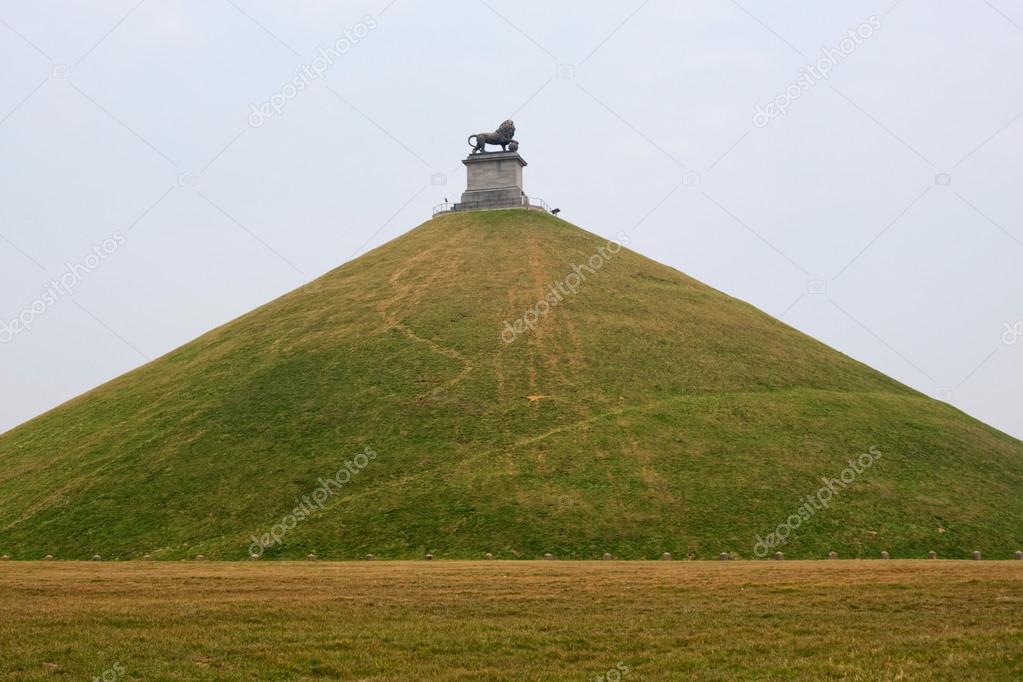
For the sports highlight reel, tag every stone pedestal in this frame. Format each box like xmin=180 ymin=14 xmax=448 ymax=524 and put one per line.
xmin=458 ymin=151 xmax=527 ymax=210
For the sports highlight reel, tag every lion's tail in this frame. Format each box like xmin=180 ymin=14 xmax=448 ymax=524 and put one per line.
xmin=467 ymin=134 xmax=478 ymax=148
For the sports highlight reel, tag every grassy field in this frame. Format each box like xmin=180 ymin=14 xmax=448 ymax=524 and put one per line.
xmin=1 ymin=210 xmax=1022 ymax=560
xmin=1 ymin=561 xmax=1021 ymax=680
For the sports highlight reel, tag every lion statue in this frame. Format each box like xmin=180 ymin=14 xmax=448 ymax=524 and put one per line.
xmin=468 ymin=120 xmax=518 ymax=153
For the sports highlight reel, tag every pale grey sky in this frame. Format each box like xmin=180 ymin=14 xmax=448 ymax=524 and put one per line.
xmin=1 ymin=0 xmax=1021 ymax=438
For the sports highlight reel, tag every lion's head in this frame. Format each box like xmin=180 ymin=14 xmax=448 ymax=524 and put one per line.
xmin=496 ymin=119 xmax=515 ymax=140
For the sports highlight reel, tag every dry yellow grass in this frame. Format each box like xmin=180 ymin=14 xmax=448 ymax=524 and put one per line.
xmin=1 ymin=561 xmax=1021 ymax=680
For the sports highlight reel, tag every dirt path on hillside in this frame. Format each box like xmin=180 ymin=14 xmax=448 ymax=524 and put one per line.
xmin=378 ymin=234 xmax=474 ymax=399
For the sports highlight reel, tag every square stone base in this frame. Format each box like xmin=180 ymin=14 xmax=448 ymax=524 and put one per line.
xmin=457 ymin=187 xmax=525 ymax=210
xmin=457 ymin=151 xmax=527 ymax=210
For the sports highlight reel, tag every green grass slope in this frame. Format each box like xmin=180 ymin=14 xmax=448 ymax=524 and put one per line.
xmin=0 ymin=210 xmax=1020 ymax=559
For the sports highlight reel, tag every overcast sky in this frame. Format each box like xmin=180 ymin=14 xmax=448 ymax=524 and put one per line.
xmin=1 ymin=0 xmax=1021 ymax=439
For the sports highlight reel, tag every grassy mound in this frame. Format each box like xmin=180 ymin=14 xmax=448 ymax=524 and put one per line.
xmin=0 ymin=210 xmax=1020 ymax=559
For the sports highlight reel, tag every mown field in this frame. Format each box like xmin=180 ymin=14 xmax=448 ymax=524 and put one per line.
xmin=1 ymin=561 xmax=1021 ymax=680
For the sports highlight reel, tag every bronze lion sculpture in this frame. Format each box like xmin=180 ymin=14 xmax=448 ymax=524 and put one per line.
xmin=468 ymin=120 xmax=518 ymax=153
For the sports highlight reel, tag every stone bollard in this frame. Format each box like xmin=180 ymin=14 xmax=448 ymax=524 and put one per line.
xmin=365 ymin=554 xmax=374 ymax=561
xmin=972 ymin=550 xmax=982 ymax=561
xmin=142 ymin=554 xmax=153 ymax=561
xmin=249 ymin=553 xmax=261 ymax=560
xmin=772 ymin=552 xmax=783 ymax=561
xmin=927 ymin=551 xmax=937 ymax=559
xmin=828 ymin=551 xmax=838 ymax=560
xmin=306 ymin=554 xmax=317 ymax=561
xmin=1015 ymin=551 xmax=1023 ymax=560
xmin=44 ymin=555 xmax=54 ymax=561
xmin=195 ymin=555 xmax=205 ymax=561
xmin=718 ymin=552 xmax=730 ymax=561
xmin=484 ymin=553 xmax=494 ymax=560
xmin=543 ymin=553 xmax=554 ymax=560
xmin=880 ymin=551 xmax=889 ymax=560
xmin=1 ymin=554 xmax=9 ymax=560
xmin=602 ymin=553 xmax=612 ymax=560
xmin=424 ymin=553 xmax=433 ymax=561
xmin=92 ymin=554 xmax=102 ymax=561
xmin=661 ymin=552 xmax=672 ymax=561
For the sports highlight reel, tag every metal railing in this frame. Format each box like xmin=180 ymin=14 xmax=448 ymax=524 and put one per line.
xmin=433 ymin=195 xmax=552 ymax=216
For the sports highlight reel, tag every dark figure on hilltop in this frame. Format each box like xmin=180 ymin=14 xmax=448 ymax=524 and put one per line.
xmin=468 ymin=120 xmax=518 ymax=153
